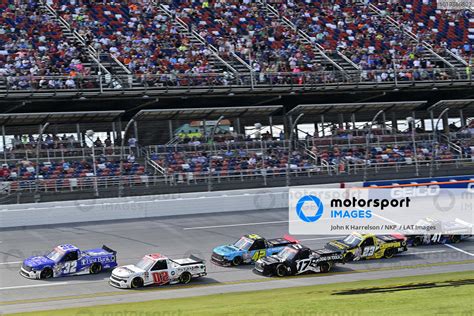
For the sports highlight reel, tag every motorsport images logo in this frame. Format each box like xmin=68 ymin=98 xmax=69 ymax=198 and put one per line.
xmin=295 ymin=192 xmax=410 ymax=222
xmin=296 ymin=195 xmax=324 ymax=222
xmin=289 ymin=188 xmax=472 ymax=235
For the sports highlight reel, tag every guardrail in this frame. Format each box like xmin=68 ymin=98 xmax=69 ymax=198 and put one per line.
xmin=1 ymin=158 xmax=471 ymax=196
xmin=2 ymin=68 xmax=471 ymax=98
xmin=0 ymin=146 xmax=132 ymax=164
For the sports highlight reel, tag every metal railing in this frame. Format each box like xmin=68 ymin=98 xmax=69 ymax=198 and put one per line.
xmin=0 ymin=146 xmax=132 ymax=165
xmin=147 ymin=140 xmax=289 ymax=155
xmin=2 ymin=67 xmax=472 ymax=97
xmin=1 ymin=157 xmax=471 ymax=196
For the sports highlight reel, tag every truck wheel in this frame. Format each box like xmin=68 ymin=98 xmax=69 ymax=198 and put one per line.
xmin=179 ymin=272 xmax=192 ymax=284
xmin=450 ymin=235 xmax=461 ymax=244
xmin=131 ymin=277 xmax=144 ymax=288
xmin=40 ymin=268 xmax=53 ymax=279
xmin=412 ymin=237 xmax=422 ymax=247
xmin=232 ymin=256 xmax=243 ymax=266
xmin=384 ymin=248 xmax=395 ymax=259
xmin=89 ymin=263 xmax=102 ymax=274
xmin=319 ymin=262 xmax=331 ymax=273
xmin=275 ymin=264 xmax=287 ymax=277
xmin=343 ymin=253 xmax=354 ymax=263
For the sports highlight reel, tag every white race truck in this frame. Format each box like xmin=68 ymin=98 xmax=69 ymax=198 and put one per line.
xmin=109 ymin=253 xmax=207 ymax=288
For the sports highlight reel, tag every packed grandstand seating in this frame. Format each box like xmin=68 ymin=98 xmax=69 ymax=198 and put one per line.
xmin=1 ymin=0 xmax=472 ymax=90
xmin=0 ymin=125 xmax=471 ymax=192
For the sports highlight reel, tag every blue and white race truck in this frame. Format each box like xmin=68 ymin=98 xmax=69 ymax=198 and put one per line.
xmin=20 ymin=244 xmax=117 ymax=279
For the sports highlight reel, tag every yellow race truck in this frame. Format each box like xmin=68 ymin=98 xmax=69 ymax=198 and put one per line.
xmin=325 ymin=232 xmax=408 ymax=262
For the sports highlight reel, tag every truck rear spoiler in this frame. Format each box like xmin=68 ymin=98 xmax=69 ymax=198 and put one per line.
xmin=284 ymin=234 xmax=299 ymax=244
xmin=102 ymin=245 xmax=117 ymax=255
xmin=455 ymin=218 xmax=473 ymax=228
xmin=189 ymin=255 xmax=205 ymax=263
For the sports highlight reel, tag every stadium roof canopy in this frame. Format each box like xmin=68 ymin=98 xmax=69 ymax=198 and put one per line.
xmin=0 ymin=111 xmax=124 ymax=126
xmin=134 ymin=106 xmax=283 ymax=121
xmin=427 ymin=99 xmax=474 ymax=116
xmin=287 ymin=101 xmax=427 ymax=122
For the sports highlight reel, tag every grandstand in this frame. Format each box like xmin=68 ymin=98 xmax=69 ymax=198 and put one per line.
xmin=1 ymin=0 xmax=472 ymax=100
xmin=0 ymin=0 xmax=473 ymax=204
xmin=0 ymin=100 xmax=471 ymax=204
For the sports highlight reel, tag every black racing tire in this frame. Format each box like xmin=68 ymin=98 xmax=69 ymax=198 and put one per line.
xmin=179 ymin=272 xmax=192 ymax=284
xmin=131 ymin=277 xmax=144 ymax=288
xmin=231 ymin=256 xmax=243 ymax=266
xmin=384 ymin=248 xmax=395 ymax=259
xmin=343 ymin=253 xmax=354 ymax=263
xmin=40 ymin=268 xmax=53 ymax=279
xmin=412 ymin=237 xmax=422 ymax=247
xmin=450 ymin=235 xmax=461 ymax=244
xmin=275 ymin=264 xmax=287 ymax=277
xmin=319 ymin=262 xmax=331 ymax=273
xmin=89 ymin=263 xmax=102 ymax=274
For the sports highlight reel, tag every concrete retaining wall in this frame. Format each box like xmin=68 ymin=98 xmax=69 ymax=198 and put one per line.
xmin=0 ymin=182 xmax=360 ymax=228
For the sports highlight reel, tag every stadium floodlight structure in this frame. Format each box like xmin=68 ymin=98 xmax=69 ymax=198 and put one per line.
xmin=85 ymin=130 xmax=99 ymax=198
xmin=208 ymin=115 xmax=225 ymax=192
xmin=430 ymin=108 xmax=450 ymax=178
xmin=363 ymin=110 xmax=385 ymax=182
xmin=287 ymin=113 xmax=304 ymax=187
xmin=34 ymin=122 xmax=50 ymax=199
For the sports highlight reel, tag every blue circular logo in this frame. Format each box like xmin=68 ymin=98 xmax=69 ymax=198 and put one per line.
xmin=296 ymin=195 xmax=324 ymax=222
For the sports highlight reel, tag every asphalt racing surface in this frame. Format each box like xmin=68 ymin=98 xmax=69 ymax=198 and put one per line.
xmin=1 ymin=208 xmax=473 ymax=314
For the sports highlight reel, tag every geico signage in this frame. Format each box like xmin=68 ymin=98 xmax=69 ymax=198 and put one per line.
xmin=391 ymin=185 xmax=440 ymax=198
xmin=468 ymin=183 xmax=474 ymax=193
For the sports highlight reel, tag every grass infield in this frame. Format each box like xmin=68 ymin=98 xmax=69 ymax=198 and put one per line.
xmin=12 ymin=270 xmax=474 ymax=316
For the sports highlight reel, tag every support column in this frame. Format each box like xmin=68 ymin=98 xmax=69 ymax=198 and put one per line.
xmin=321 ymin=115 xmax=325 ymax=137
xmin=288 ymin=116 xmax=293 ymax=143
xmin=203 ymin=120 xmax=207 ymax=141
xmin=338 ymin=113 xmax=344 ymax=129
xmin=442 ymin=114 xmax=449 ymax=134
xmin=112 ymin=121 xmax=117 ymax=143
xmin=168 ymin=120 xmax=174 ymax=142
xmin=117 ymin=120 xmax=123 ymax=144
xmin=382 ymin=112 xmax=387 ymax=134
xmin=133 ymin=121 xmax=139 ymax=142
xmin=459 ymin=109 xmax=466 ymax=128
xmin=391 ymin=113 xmax=398 ymax=134
xmin=2 ymin=125 xmax=6 ymax=163
xmin=269 ymin=116 xmax=274 ymax=138
xmin=76 ymin=123 xmax=82 ymax=145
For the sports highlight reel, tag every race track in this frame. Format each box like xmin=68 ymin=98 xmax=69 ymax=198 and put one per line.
xmin=1 ymin=208 xmax=473 ymax=314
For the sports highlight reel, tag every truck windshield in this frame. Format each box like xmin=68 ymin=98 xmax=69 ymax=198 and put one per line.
xmin=342 ymin=234 xmax=362 ymax=247
xmin=135 ymin=257 xmax=155 ymax=270
xmin=234 ymin=237 xmax=253 ymax=251
xmin=277 ymin=247 xmax=297 ymax=261
xmin=46 ymin=249 xmax=63 ymax=262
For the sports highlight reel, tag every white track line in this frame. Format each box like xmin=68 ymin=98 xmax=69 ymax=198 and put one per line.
xmin=401 ymin=250 xmax=447 ymax=256
xmin=444 ymin=244 xmax=474 ymax=257
xmin=299 ymin=236 xmax=345 ymax=241
xmin=0 ymin=261 xmax=21 ymax=265
xmin=0 ymin=282 xmax=69 ymax=291
xmin=183 ymin=220 xmax=296 ymax=230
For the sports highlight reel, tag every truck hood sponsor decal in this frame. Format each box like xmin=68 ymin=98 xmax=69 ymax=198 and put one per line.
xmin=23 ymin=256 xmax=54 ymax=269
xmin=327 ymin=241 xmax=349 ymax=250
xmin=113 ymin=265 xmax=144 ymax=277
xmin=260 ymin=255 xmax=281 ymax=265
xmin=213 ymin=245 xmax=240 ymax=256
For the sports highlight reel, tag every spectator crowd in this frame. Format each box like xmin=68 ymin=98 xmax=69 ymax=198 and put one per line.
xmin=1 ymin=0 xmax=472 ymax=90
